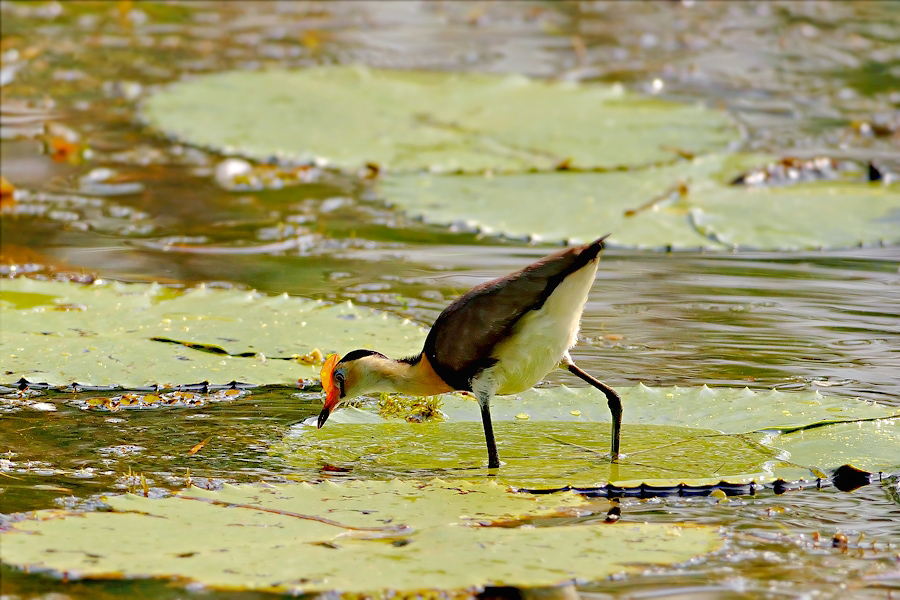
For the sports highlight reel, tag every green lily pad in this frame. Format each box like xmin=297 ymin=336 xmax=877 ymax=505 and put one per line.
xmin=379 ymin=154 xmax=900 ymax=250
xmin=279 ymin=386 xmax=899 ymax=486
xmin=0 ymin=480 xmax=720 ymax=594
xmin=688 ymin=180 xmax=900 ymax=251
xmin=141 ymin=66 xmax=740 ymax=173
xmin=282 ymin=421 xmax=775 ymax=486
xmin=326 ymin=385 xmax=896 ymax=434
xmin=0 ymin=278 xmax=425 ymax=387
xmin=776 ymin=417 xmax=900 ymax=473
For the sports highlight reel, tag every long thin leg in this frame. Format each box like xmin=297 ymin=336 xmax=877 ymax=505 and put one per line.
xmin=565 ymin=360 xmax=622 ymax=461
xmin=478 ymin=394 xmax=500 ymax=469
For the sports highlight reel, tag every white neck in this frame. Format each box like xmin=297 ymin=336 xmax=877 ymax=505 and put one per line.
xmin=356 ymin=354 xmax=453 ymax=397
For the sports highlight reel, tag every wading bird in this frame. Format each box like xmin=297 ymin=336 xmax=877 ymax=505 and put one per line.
xmin=317 ymin=235 xmax=621 ymax=469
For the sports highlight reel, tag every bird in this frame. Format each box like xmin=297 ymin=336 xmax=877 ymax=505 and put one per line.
xmin=317 ymin=235 xmax=621 ymax=469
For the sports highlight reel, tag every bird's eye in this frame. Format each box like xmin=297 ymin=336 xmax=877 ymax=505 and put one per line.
xmin=334 ymin=372 xmax=345 ymax=394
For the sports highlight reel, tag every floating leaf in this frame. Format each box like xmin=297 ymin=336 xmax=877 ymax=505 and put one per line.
xmin=281 ymin=421 xmax=775 ymax=487
xmin=379 ymin=154 xmax=900 ymax=250
xmin=141 ymin=66 xmax=739 ymax=173
xmin=278 ymin=386 xmax=899 ymax=486
xmin=348 ymin=385 xmax=896 ymax=434
xmin=0 ymin=480 xmax=720 ymax=594
xmin=776 ymin=418 xmax=900 ymax=472
xmin=1 ymin=278 xmax=424 ymax=387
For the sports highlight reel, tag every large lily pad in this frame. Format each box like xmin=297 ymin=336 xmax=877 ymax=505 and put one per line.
xmin=378 ymin=154 xmax=900 ymax=250
xmin=283 ymin=421 xmax=775 ymax=486
xmin=776 ymin=418 xmax=900 ymax=472
xmin=0 ymin=278 xmax=425 ymax=387
xmin=0 ymin=480 xmax=720 ymax=594
xmin=279 ymin=386 xmax=899 ymax=486
xmin=140 ymin=66 xmax=740 ymax=173
xmin=425 ymin=384 xmax=897 ymax=434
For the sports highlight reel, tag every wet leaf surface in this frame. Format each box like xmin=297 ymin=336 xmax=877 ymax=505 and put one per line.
xmin=280 ymin=386 xmax=899 ymax=487
xmin=379 ymin=155 xmax=900 ymax=250
xmin=283 ymin=421 xmax=776 ymax=487
xmin=1 ymin=277 xmax=425 ymax=387
xmin=141 ymin=66 xmax=740 ymax=174
xmin=777 ymin=418 xmax=900 ymax=472
xmin=0 ymin=480 xmax=720 ymax=594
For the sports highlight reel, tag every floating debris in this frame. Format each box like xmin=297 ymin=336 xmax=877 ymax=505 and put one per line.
xmin=730 ymin=157 xmax=888 ymax=186
xmin=377 ymin=393 xmax=444 ymax=423
xmin=0 ymin=175 xmax=16 ymax=210
xmin=214 ymin=157 xmax=322 ymax=191
xmin=77 ymin=388 xmax=248 ymax=411
xmin=78 ymin=167 xmax=145 ymax=196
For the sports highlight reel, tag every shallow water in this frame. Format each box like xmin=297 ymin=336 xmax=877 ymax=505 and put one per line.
xmin=1 ymin=1 xmax=899 ymax=598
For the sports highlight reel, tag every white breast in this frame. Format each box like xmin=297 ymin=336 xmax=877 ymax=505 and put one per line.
xmin=479 ymin=258 xmax=599 ymax=396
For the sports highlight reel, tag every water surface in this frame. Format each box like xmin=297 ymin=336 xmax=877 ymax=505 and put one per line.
xmin=1 ymin=1 xmax=898 ymax=598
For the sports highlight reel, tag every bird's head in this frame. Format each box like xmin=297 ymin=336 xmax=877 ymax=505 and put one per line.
xmin=317 ymin=349 xmax=389 ymax=428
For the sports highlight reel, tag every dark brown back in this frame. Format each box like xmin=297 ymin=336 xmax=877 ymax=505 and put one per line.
xmin=423 ymin=236 xmax=607 ymax=390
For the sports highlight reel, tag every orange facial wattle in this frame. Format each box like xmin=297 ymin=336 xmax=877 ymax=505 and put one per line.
xmin=319 ymin=353 xmax=340 ymax=409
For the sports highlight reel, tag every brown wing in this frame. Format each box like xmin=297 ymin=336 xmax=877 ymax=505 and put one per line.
xmin=423 ymin=236 xmax=607 ymax=390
